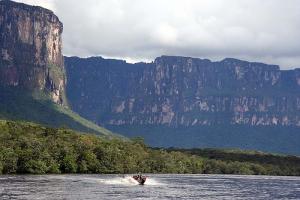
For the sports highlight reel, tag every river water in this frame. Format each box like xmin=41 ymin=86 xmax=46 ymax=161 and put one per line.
xmin=0 ymin=174 xmax=299 ymax=199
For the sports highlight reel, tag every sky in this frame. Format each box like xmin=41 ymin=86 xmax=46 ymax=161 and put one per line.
xmin=14 ymin=0 xmax=300 ymax=69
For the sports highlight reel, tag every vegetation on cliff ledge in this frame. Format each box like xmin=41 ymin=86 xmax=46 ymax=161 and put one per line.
xmin=0 ymin=86 xmax=117 ymax=137
xmin=0 ymin=120 xmax=299 ymax=175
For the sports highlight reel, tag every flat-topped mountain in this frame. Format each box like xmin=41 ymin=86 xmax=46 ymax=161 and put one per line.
xmin=65 ymin=55 xmax=300 ymax=127
xmin=65 ymin=56 xmax=300 ymax=154
xmin=1 ymin=0 xmax=299 ymax=154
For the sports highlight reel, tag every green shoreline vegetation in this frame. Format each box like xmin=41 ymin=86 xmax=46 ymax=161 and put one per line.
xmin=0 ymin=120 xmax=299 ymax=175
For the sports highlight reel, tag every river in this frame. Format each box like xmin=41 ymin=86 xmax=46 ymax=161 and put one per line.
xmin=0 ymin=174 xmax=299 ymax=199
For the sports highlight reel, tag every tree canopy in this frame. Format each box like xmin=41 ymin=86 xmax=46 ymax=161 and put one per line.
xmin=0 ymin=120 xmax=299 ymax=176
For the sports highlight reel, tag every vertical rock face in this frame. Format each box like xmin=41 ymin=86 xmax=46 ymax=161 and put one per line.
xmin=0 ymin=0 xmax=65 ymax=105
xmin=65 ymin=56 xmax=300 ymax=127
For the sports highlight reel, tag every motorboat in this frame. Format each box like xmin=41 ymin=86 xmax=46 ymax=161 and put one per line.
xmin=132 ymin=174 xmax=147 ymax=185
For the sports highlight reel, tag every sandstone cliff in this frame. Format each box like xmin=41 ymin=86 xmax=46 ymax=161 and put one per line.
xmin=65 ymin=56 xmax=300 ymax=127
xmin=0 ymin=0 xmax=65 ymax=105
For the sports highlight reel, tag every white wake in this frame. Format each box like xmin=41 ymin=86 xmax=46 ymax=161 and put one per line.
xmin=98 ymin=175 xmax=164 ymax=186
xmin=100 ymin=176 xmax=138 ymax=186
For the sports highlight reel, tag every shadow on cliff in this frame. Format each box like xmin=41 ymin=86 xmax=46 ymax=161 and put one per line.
xmin=0 ymin=86 xmax=112 ymax=136
xmin=107 ymin=125 xmax=300 ymax=156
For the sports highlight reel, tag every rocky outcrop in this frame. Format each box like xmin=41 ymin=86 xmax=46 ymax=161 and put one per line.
xmin=65 ymin=56 xmax=300 ymax=127
xmin=0 ymin=0 xmax=65 ymax=105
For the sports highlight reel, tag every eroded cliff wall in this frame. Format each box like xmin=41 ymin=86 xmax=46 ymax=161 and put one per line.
xmin=65 ymin=56 xmax=300 ymax=127
xmin=0 ymin=0 xmax=65 ymax=105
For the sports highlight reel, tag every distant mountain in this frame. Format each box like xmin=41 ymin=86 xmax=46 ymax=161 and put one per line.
xmin=0 ymin=0 xmax=117 ymax=137
xmin=64 ymin=56 xmax=300 ymax=155
xmin=1 ymin=1 xmax=299 ymax=154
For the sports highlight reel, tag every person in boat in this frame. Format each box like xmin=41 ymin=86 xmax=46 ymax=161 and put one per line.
xmin=137 ymin=172 xmax=142 ymax=180
xmin=133 ymin=172 xmax=146 ymax=185
xmin=133 ymin=172 xmax=144 ymax=181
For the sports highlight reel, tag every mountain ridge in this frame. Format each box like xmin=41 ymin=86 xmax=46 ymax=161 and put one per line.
xmin=65 ymin=55 xmax=300 ymax=127
xmin=64 ymin=55 xmax=300 ymax=154
xmin=1 ymin=0 xmax=299 ymax=154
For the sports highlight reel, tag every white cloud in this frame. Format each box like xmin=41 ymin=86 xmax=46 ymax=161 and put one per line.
xmin=13 ymin=0 xmax=300 ymax=69
xmin=14 ymin=0 xmax=55 ymax=10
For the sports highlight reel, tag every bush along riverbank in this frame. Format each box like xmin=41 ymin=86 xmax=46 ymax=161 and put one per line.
xmin=0 ymin=120 xmax=299 ymax=175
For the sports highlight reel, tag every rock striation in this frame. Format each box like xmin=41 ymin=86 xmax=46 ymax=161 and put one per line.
xmin=0 ymin=0 xmax=65 ymax=105
xmin=65 ymin=56 xmax=300 ymax=127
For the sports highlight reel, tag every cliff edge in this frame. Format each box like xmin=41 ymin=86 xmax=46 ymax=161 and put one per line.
xmin=0 ymin=0 xmax=66 ymax=105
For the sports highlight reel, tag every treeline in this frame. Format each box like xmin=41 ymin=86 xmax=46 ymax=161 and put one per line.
xmin=0 ymin=120 xmax=203 ymax=174
xmin=168 ymin=148 xmax=300 ymax=176
xmin=0 ymin=120 xmax=299 ymax=176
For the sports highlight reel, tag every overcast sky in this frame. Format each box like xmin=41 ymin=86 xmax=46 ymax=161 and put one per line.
xmin=15 ymin=0 xmax=300 ymax=69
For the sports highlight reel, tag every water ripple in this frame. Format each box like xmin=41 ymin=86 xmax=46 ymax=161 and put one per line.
xmin=0 ymin=174 xmax=299 ymax=200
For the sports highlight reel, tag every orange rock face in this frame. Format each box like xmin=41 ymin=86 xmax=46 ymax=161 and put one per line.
xmin=0 ymin=0 xmax=65 ymax=105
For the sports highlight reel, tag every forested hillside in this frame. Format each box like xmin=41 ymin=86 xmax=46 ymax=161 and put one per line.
xmin=1 ymin=120 xmax=299 ymax=176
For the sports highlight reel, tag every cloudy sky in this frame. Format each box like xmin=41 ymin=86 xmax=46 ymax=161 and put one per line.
xmin=15 ymin=0 xmax=300 ymax=69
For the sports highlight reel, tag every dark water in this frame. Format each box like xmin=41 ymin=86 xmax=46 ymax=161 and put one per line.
xmin=0 ymin=174 xmax=299 ymax=200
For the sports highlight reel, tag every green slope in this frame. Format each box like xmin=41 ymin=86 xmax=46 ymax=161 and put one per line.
xmin=0 ymin=86 xmax=119 ymax=138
